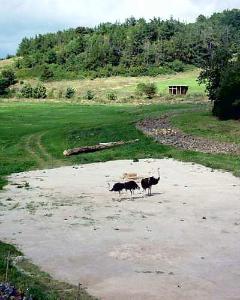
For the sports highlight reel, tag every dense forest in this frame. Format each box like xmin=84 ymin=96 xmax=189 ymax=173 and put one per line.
xmin=15 ymin=9 xmax=240 ymax=79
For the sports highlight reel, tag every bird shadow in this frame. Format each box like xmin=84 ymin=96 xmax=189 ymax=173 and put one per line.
xmin=143 ymin=192 xmax=163 ymax=197
xmin=112 ymin=195 xmax=144 ymax=202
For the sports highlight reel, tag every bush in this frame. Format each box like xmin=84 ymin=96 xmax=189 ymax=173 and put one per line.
xmin=32 ymin=84 xmax=47 ymax=99
xmin=84 ymin=90 xmax=95 ymax=100
xmin=0 ymin=78 xmax=10 ymax=95
xmin=127 ymin=66 xmax=147 ymax=77
xmin=40 ymin=65 xmax=54 ymax=81
xmin=1 ymin=69 xmax=17 ymax=85
xmin=136 ymin=82 xmax=157 ymax=99
xmin=65 ymin=87 xmax=75 ymax=99
xmin=107 ymin=91 xmax=117 ymax=101
xmin=136 ymin=83 xmax=146 ymax=96
xmin=20 ymin=83 xmax=33 ymax=98
xmin=169 ymin=60 xmax=185 ymax=72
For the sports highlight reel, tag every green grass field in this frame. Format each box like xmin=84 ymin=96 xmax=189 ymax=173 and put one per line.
xmin=171 ymin=111 xmax=240 ymax=144
xmin=0 ymin=101 xmax=239 ymax=191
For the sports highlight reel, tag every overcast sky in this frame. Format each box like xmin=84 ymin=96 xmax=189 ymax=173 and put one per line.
xmin=0 ymin=0 xmax=239 ymax=58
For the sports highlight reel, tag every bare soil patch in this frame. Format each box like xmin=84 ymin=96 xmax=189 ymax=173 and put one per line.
xmin=0 ymin=159 xmax=240 ymax=299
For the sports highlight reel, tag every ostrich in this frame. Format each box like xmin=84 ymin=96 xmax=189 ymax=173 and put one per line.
xmin=109 ymin=182 xmax=125 ymax=195
xmin=141 ymin=168 xmax=160 ymax=196
xmin=124 ymin=180 xmax=140 ymax=196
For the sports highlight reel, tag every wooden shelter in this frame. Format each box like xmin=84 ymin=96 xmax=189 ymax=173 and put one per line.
xmin=169 ymin=85 xmax=188 ymax=95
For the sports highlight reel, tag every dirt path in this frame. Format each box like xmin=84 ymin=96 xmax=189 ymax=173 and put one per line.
xmin=137 ymin=115 xmax=240 ymax=155
xmin=21 ymin=132 xmax=63 ymax=169
xmin=0 ymin=159 xmax=240 ymax=300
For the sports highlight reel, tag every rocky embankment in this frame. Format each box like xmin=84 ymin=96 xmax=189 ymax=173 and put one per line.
xmin=137 ymin=115 xmax=240 ymax=155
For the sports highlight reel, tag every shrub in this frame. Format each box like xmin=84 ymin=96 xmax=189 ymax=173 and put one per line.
xmin=40 ymin=65 xmax=54 ymax=81
xmin=143 ymin=66 xmax=173 ymax=76
xmin=169 ymin=60 xmax=185 ymax=72
xmin=144 ymin=83 xmax=157 ymax=98
xmin=107 ymin=91 xmax=117 ymax=101
xmin=136 ymin=83 xmax=146 ymax=96
xmin=65 ymin=87 xmax=75 ymax=99
xmin=1 ymin=69 xmax=17 ymax=85
xmin=32 ymin=84 xmax=47 ymax=99
xmin=127 ymin=66 xmax=147 ymax=77
xmin=20 ymin=83 xmax=33 ymax=98
xmin=0 ymin=78 xmax=10 ymax=95
xmin=136 ymin=82 xmax=157 ymax=98
xmin=84 ymin=90 xmax=95 ymax=100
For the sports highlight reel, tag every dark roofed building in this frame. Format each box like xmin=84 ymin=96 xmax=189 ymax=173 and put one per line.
xmin=169 ymin=85 xmax=188 ymax=95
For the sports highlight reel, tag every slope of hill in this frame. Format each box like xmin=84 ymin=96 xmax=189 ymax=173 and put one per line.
xmin=12 ymin=9 xmax=240 ymax=80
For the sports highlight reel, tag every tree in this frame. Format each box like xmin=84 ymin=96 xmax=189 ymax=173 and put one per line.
xmin=213 ymin=59 xmax=240 ymax=119
xmin=14 ymin=9 xmax=240 ymax=78
xmin=45 ymin=50 xmax=57 ymax=64
xmin=199 ymin=38 xmax=240 ymax=119
xmin=198 ymin=46 xmax=231 ymax=101
xmin=40 ymin=65 xmax=54 ymax=81
xmin=0 ymin=69 xmax=17 ymax=95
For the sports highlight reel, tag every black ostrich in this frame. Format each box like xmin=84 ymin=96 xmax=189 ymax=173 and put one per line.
xmin=124 ymin=180 xmax=140 ymax=196
xmin=141 ymin=168 xmax=160 ymax=196
xmin=109 ymin=182 xmax=125 ymax=195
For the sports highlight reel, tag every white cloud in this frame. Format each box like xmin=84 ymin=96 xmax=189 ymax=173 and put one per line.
xmin=0 ymin=0 xmax=239 ymax=57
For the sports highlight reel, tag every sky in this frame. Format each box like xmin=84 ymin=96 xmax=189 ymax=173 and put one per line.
xmin=0 ymin=0 xmax=239 ymax=58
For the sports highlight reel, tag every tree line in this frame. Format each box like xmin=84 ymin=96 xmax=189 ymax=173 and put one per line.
xmin=15 ymin=9 xmax=240 ymax=79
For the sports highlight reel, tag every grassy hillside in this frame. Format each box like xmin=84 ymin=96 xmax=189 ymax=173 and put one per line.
xmin=15 ymin=68 xmax=206 ymax=103
xmin=0 ymin=102 xmax=239 ymax=190
xmin=0 ymin=57 xmax=15 ymax=70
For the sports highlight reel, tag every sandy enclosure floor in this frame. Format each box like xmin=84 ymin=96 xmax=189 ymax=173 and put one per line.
xmin=0 ymin=159 xmax=240 ymax=300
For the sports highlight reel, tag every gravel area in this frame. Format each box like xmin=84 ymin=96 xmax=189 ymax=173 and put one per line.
xmin=137 ymin=115 xmax=240 ymax=155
